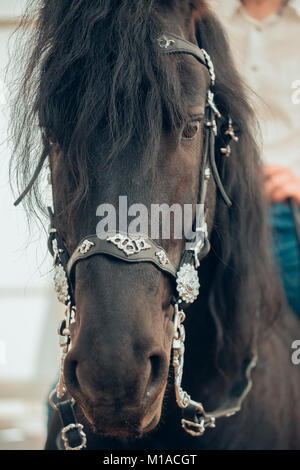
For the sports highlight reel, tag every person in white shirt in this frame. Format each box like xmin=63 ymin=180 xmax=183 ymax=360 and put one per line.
xmin=212 ymin=0 xmax=300 ymax=316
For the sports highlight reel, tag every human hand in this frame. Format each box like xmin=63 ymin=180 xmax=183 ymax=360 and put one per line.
xmin=263 ymin=165 xmax=300 ymax=205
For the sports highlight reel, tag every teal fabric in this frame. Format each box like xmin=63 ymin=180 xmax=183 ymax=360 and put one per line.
xmin=270 ymin=203 xmax=300 ymax=318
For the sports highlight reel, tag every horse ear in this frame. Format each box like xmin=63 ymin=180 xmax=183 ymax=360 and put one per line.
xmin=159 ymin=0 xmax=208 ymax=10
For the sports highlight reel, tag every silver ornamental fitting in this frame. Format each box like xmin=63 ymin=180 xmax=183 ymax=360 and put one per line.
xmin=107 ymin=233 xmax=151 ymax=256
xmin=155 ymin=249 xmax=169 ymax=266
xmin=78 ymin=239 xmax=95 ymax=254
xmin=53 ymin=264 xmax=70 ymax=304
xmin=61 ymin=423 xmax=87 ymax=451
xmin=176 ymin=264 xmax=200 ymax=304
xmin=158 ymin=35 xmax=175 ymax=49
xmin=52 ymin=238 xmax=63 ymax=263
xmin=201 ymin=48 xmax=216 ymax=86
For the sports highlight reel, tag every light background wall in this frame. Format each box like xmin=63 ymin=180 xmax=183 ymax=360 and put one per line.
xmin=0 ymin=0 xmax=25 ymax=18
xmin=0 ymin=0 xmax=61 ymax=450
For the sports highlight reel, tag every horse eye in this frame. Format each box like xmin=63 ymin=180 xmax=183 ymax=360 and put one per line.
xmin=182 ymin=120 xmax=201 ymax=140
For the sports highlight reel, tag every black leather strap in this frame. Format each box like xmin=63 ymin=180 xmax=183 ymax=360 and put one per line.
xmin=182 ymin=354 xmax=257 ymax=425
xmin=158 ymin=32 xmax=207 ymax=68
xmin=57 ymin=400 xmax=87 ymax=450
xmin=208 ymin=115 xmax=232 ymax=208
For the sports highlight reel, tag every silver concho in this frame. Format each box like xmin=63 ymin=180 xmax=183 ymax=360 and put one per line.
xmin=155 ymin=250 xmax=169 ymax=266
xmin=78 ymin=239 xmax=95 ymax=254
xmin=107 ymin=234 xmax=151 ymax=256
xmin=176 ymin=264 xmax=200 ymax=304
xmin=53 ymin=264 xmax=70 ymax=304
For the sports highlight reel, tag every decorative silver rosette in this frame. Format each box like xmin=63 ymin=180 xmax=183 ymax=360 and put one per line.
xmin=176 ymin=263 xmax=200 ymax=304
xmin=53 ymin=263 xmax=70 ymax=304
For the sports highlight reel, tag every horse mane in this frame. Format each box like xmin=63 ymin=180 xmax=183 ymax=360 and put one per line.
xmin=10 ymin=0 xmax=193 ymax=221
xmin=195 ymin=9 xmax=284 ymax=376
xmin=9 ymin=0 xmax=284 ymax=378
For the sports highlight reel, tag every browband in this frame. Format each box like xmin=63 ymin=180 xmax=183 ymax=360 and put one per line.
xmin=67 ymin=233 xmax=178 ymax=279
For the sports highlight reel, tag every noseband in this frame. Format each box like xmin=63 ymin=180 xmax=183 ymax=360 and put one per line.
xmin=16 ymin=33 xmax=257 ymax=450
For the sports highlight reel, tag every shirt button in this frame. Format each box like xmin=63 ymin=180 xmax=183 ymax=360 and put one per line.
xmin=251 ymin=65 xmax=259 ymax=72
xmin=255 ymin=25 xmax=262 ymax=32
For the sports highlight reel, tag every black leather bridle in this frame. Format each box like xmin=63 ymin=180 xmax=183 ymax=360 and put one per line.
xmin=16 ymin=33 xmax=257 ymax=450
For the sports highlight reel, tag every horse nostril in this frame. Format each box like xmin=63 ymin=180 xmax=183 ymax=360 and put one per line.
xmin=64 ymin=347 xmax=168 ymax=409
xmin=145 ymin=354 xmax=167 ymax=403
xmin=149 ymin=355 xmax=161 ymax=383
xmin=64 ymin=357 xmax=80 ymax=394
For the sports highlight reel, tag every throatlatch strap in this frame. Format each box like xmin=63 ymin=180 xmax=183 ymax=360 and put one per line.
xmin=181 ymin=354 xmax=257 ymax=427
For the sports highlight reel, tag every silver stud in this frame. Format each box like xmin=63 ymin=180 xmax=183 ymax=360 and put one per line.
xmin=78 ymin=240 xmax=95 ymax=254
xmin=225 ymin=118 xmax=239 ymax=142
xmin=155 ymin=250 xmax=170 ymax=266
xmin=220 ymin=145 xmax=231 ymax=158
xmin=204 ymin=168 xmax=211 ymax=180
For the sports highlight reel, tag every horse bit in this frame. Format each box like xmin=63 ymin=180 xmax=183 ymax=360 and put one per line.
xmin=15 ymin=33 xmax=257 ymax=450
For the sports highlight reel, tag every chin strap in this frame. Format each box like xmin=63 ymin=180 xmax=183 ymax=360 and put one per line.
xmin=172 ymin=302 xmax=258 ymax=437
xmin=181 ymin=355 xmax=258 ymax=436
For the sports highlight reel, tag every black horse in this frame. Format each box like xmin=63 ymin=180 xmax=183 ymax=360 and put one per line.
xmin=10 ymin=0 xmax=300 ymax=450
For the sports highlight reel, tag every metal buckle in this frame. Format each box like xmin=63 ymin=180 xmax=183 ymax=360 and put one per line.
xmin=181 ymin=417 xmax=205 ymax=437
xmin=61 ymin=423 xmax=87 ymax=451
xmin=49 ymin=388 xmax=59 ymax=412
xmin=181 ymin=416 xmax=216 ymax=437
xmin=48 ymin=388 xmax=75 ymax=412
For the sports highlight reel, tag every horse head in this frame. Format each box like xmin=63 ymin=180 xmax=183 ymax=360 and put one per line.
xmin=11 ymin=0 xmax=280 ymax=445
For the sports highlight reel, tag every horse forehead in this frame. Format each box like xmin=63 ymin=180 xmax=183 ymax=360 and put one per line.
xmin=157 ymin=0 xmax=206 ymax=39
